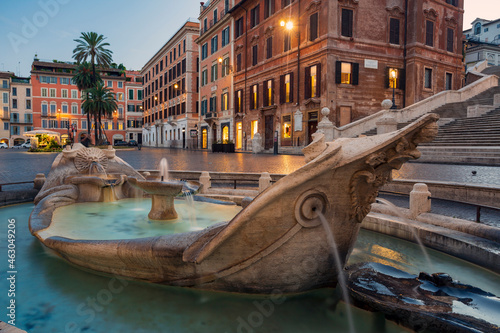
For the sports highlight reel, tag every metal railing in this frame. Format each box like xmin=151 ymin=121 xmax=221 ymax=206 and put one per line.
xmin=379 ymin=190 xmax=500 ymax=223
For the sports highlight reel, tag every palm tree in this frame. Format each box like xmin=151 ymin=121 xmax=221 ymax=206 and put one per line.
xmin=82 ymin=82 xmax=118 ymax=144
xmin=72 ymin=62 xmax=100 ymax=144
xmin=73 ymin=32 xmax=113 ymax=144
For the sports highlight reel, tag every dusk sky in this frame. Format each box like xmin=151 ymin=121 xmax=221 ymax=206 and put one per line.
xmin=0 ymin=0 xmax=498 ymax=77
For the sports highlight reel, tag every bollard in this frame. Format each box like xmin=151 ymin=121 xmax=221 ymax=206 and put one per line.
xmin=409 ymin=183 xmax=431 ymax=218
xmin=259 ymin=172 xmax=272 ymax=193
xmin=33 ymin=173 xmax=46 ymax=190
xmin=199 ymin=171 xmax=211 ymax=194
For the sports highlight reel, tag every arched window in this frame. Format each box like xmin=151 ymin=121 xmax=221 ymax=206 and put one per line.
xmin=474 ymin=22 xmax=482 ymax=35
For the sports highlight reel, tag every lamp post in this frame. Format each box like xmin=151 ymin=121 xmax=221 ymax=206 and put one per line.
xmin=390 ymin=69 xmax=397 ymax=110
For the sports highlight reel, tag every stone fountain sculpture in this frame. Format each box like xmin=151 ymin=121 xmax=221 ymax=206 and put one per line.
xmin=30 ymin=114 xmax=439 ymax=294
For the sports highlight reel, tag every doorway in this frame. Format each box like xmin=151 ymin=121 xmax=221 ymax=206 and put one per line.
xmin=236 ymin=122 xmax=242 ymax=149
xmin=339 ymin=106 xmax=352 ymax=127
xmin=307 ymin=111 xmax=318 ymax=144
xmin=264 ymin=115 xmax=274 ymax=149
xmin=202 ymin=128 xmax=208 ymax=149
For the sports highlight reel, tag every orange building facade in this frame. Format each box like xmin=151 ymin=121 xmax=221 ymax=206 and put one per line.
xmin=31 ymin=60 xmax=128 ymax=145
xmin=141 ymin=20 xmax=200 ymax=148
xmin=229 ymin=0 xmax=464 ymax=151
xmin=125 ymin=70 xmax=144 ymax=144
xmin=197 ymin=0 xmax=237 ymax=150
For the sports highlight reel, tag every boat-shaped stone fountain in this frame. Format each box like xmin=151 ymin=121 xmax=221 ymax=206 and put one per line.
xmin=30 ymin=114 xmax=439 ymax=294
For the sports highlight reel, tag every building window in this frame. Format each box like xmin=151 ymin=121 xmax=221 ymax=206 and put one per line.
xmin=264 ymin=0 xmax=275 ymax=19
xmin=335 ymin=61 xmax=359 ymax=85
xmin=201 ymin=69 xmax=208 ymax=86
xmin=266 ymin=37 xmax=273 ymax=59
xmin=211 ymin=63 xmax=218 ymax=82
xmin=236 ymin=54 xmax=242 ymax=72
xmin=235 ymin=17 xmax=244 ymax=38
xmin=201 ymin=99 xmax=207 ymax=116
xmin=26 ymin=100 xmax=31 ymax=109
xmin=117 ymin=92 xmax=123 ymax=101
xmin=222 ymin=125 xmax=229 ymax=142
xmin=425 ymin=20 xmax=434 ymax=47
xmin=211 ymin=35 xmax=218 ymax=54
xmin=62 ymin=104 xmax=68 ymax=113
xmin=284 ymin=31 xmax=291 ymax=51
xmin=12 ymin=87 xmax=17 ymax=96
xmin=445 ymin=73 xmax=452 ymax=90
xmin=221 ymin=92 xmax=229 ymax=111
xmin=26 ymin=88 xmax=31 ymax=97
xmin=250 ymin=84 xmax=258 ymax=109
xmin=41 ymin=88 xmax=47 ymax=97
xmin=222 ymin=27 xmax=230 ymax=47
xmin=60 ymin=77 xmax=70 ymax=85
xmin=62 ymin=89 xmax=68 ymax=98
xmin=209 ymin=96 xmax=217 ymax=112
xmin=341 ymin=8 xmax=353 ymax=37
xmin=72 ymin=105 xmax=78 ymax=114
xmin=71 ymin=90 xmax=78 ymax=99
xmin=252 ymin=45 xmax=258 ymax=66
xmin=214 ymin=8 xmax=218 ymax=24
xmin=42 ymin=104 xmax=48 ymax=116
xmin=389 ymin=18 xmax=400 ymax=45
xmin=235 ymin=90 xmax=242 ymax=113
xmin=263 ymin=79 xmax=273 ymax=106
xmin=310 ymin=13 xmax=318 ymax=41
xmin=282 ymin=0 xmax=293 ymax=8
xmin=305 ymin=64 xmax=321 ymax=98
xmin=50 ymin=88 xmax=56 ymax=97
xmin=221 ymin=57 xmax=230 ymax=77
xmin=445 ymin=0 xmax=458 ymax=6
xmin=424 ymin=68 xmax=432 ymax=89
xmin=12 ymin=99 xmax=17 ymax=109
xmin=107 ymin=81 xmax=112 ymax=88
xmin=129 ymin=89 xmax=134 ymax=100
xmin=280 ymin=73 xmax=293 ymax=103
xmin=447 ymin=28 xmax=454 ymax=52
xmin=202 ymin=43 xmax=208 ymax=60
xmin=250 ymin=5 xmax=260 ymax=28
xmin=251 ymin=120 xmax=258 ymax=139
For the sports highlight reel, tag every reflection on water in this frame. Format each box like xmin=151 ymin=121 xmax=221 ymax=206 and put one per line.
xmin=393 ymin=162 xmax=500 ymax=186
xmin=2 ymin=203 xmax=500 ymax=332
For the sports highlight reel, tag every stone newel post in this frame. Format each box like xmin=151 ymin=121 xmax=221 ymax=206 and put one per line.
xmin=410 ymin=183 xmax=431 ymax=218
xmin=199 ymin=171 xmax=211 ymax=194
xmin=259 ymin=172 xmax=272 ymax=192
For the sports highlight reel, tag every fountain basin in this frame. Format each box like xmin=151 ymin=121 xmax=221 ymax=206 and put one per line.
xmin=126 ymin=177 xmax=201 ymax=221
xmin=30 ymin=114 xmax=440 ymax=294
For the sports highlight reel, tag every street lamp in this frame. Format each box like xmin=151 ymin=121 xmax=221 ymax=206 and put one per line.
xmin=390 ymin=69 xmax=397 ymax=110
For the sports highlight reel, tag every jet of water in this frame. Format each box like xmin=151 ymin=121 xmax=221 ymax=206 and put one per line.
xmin=317 ymin=211 xmax=356 ymax=333
xmin=159 ymin=158 xmax=169 ymax=182
xmin=376 ymin=197 xmax=434 ymax=271
xmin=184 ymin=191 xmax=197 ymax=228
xmin=89 ymin=161 xmax=106 ymax=176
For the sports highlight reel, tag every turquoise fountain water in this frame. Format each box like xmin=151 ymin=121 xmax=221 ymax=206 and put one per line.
xmin=2 ymin=203 xmax=500 ymax=332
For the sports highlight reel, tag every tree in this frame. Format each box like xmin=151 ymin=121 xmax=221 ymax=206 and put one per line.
xmin=82 ymin=82 xmax=118 ymax=144
xmin=72 ymin=32 xmax=113 ymax=144
xmin=72 ymin=62 xmax=101 ymax=144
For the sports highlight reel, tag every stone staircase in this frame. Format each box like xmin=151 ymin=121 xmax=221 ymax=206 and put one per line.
xmin=432 ymin=86 xmax=500 ymax=118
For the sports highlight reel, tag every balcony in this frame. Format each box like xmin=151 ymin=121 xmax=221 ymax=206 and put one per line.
xmin=0 ymin=111 xmax=8 ymax=120
xmin=204 ymin=112 xmax=218 ymax=127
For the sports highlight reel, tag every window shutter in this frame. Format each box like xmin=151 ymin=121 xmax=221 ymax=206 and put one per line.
xmin=399 ymin=69 xmax=405 ymax=90
xmin=310 ymin=13 xmax=318 ymax=41
xmin=256 ymin=84 xmax=259 ymax=108
xmin=271 ymin=0 xmax=275 ymax=15
xmin=335 ymin=61 xmax=342 ymax=84
xmin=280 ymin=75 xmax=285 ymax=104
xmin=385 ymin=67 xmax=390 ymax=89
xmin=263 ymin=82 xmax=268 ymax=106
xmin=214 ymin=97 xmax=217 ymax=112
xmin=352 ymin=63 xmax=359 ymax=85
xmin=221 ymin=94 xmax=224 ymax=111
xmin=249 ymin=86 xmax=254 ymax=109
xmin=316 ymin=63 xmax=322 ymax=97
xmin=305 ymin=66 xmax=311 ymax=99
xmin=235 ymin=91 xmax=239 ymax=113
xmin=271 ymin=79 xmax=275 ymax=105
xmin=289 ymin=72 xmax=294 ymax=102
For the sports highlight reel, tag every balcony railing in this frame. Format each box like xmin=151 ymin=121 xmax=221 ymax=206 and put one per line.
xmin=204 ymin=112 xmax=218 ymax=120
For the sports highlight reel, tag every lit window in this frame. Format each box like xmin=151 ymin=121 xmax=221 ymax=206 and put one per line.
xmin=283 ymin=115 xmax=291 ymax=139
xmin=310 ymin=66 xmax=317 ymax=97
xmin=222 ymin=126 xmax=229 ymax=142
xmin=341 ymin=63 xmax=351 ymax=84
xmin=285 ymin=74 xmax=291 ymax=102
xmin=251 ymin=120 xmax=258 ymax=139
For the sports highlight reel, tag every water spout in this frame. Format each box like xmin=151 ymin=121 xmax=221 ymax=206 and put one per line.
xmin=376 ymin=198 xmax=434 ymax=271
xmin=184 ymin=191 xmax=197 ymax=228
xmin=159 ymin=158 xmax=169 ymax=182
xmin=89 ymin=161 xmax=106 ymax=176
xmin=317 ymin=211 xmax=356 ymax=333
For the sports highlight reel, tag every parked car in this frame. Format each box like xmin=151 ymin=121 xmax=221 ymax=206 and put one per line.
xmin=128 ymin=140 xmax=138 ymax=146
xmin=114 ymin=141 xmax=129 ymax=146
xmin=0 ymin=142 xmax=7 ymax=149
xmin=11 ymin=142 xmax=30 ymax=149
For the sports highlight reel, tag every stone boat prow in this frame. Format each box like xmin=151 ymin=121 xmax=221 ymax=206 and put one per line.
xmin=179 ymin=114 xmax=439 ymax=293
